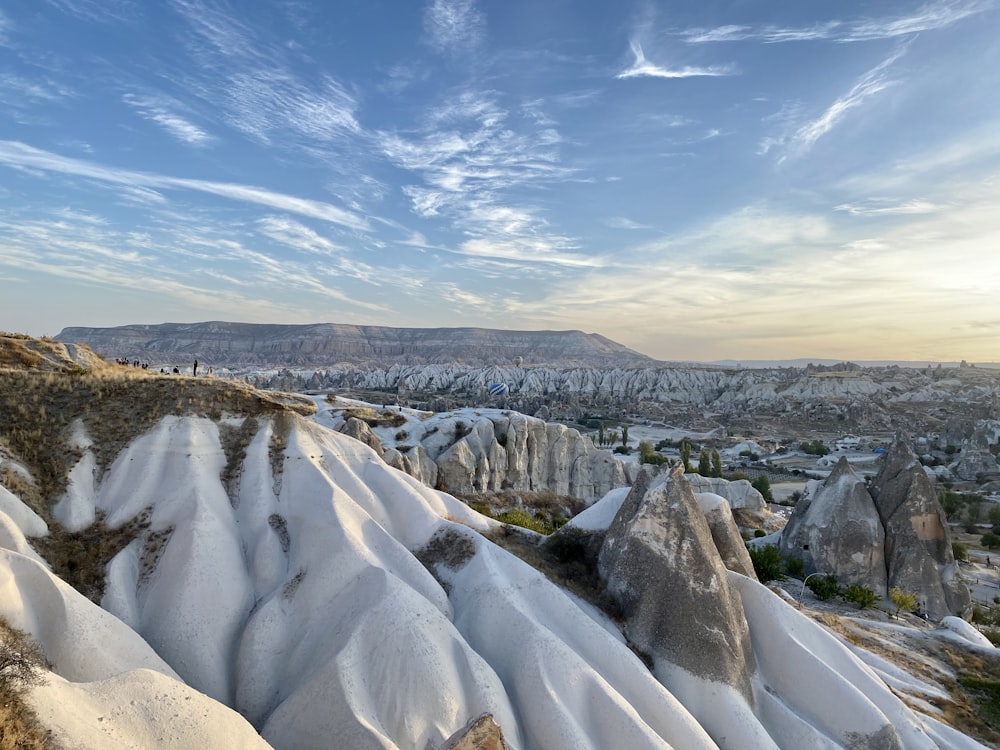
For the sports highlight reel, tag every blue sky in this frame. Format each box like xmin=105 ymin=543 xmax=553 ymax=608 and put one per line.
xmin=1 ymin=0 xmax=999 ymax=362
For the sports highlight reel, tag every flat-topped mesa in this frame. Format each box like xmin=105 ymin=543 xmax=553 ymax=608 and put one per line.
xmin=779 ymin=456 xmax=887 ymax=593
xmin=55 ymin=321 xmax=656 ymax=368
xmin=870 ymin=435 xmax=971 ymax=620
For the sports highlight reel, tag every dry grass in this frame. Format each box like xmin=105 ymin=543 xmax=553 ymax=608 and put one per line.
xmin=0 ymin=334 xmax=315 ymax=603
xmin=0 ymin=617 xmax=57 ymax=750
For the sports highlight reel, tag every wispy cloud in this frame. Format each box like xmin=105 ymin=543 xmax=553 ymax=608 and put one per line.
xmin=617 ymin=40 xmax=734 ymax=79
xmin=760 ymin=46 xmax=908 ymax=159
xmin=0 ymin=141 xmax=370 ymax=231
xmin=835 ymin=199 xmax=941 ymax=216
xmin=0 ymin=11 xmax=13 ymax=47
xmin=44 ymin=0 xmax=136 ymax=24
xmin=423 ymin=0 xmax=485 ymax=56
xmin=256 ymin=215 xmax=344 ymax=255
xmin=377 ymin=88 xmax=582 ymax=266
xmin=169 ymin=0 xmax=360 ymax=148
xmin=605 ymin=217 xmax=653 ymax=230
xmin=0 ymin=73 xmax=73 ymax=104
xmin=458 ymin=238 xmax=602 ymax=268
xmin=123 ymin=92 xmax=215 ymax=146
xmin=787 ymin=46 xmax=906 ymax=156
xmin=681 ymin=1 xmax=989 ymax=44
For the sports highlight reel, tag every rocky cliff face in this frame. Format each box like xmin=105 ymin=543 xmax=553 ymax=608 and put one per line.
xmin=330 ymin=405 xmax=636 ymax=503
xmin=255 ymin=361 xmax=1000 ymax=435
xmin=55 ymin=321 xmax=655 ymax=368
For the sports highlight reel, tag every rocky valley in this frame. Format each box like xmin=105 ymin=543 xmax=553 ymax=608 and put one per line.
xmin=2 ymin=333 xmax=1000 ymax=749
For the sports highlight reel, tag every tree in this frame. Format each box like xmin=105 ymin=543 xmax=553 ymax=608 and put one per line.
xmin=621 ymin=424 xmax=629 ymax=447
xmin=939 ymin=490 xmax=963 ymax=521
xmin=989 ymin=504 xmax=1000 ymax=532
xmin=698 ymin=449 xmax=711 ymax=476
xmin=598 ymin=422 xmax=605 ymax=447
xmin=752 ymin=474 xmax=773 ymax=503
xmin=711 ymin=449 xmax=723 ymax=478
xmin=680 ymin=439 xmax=692 ymax=472
xmin=981 ymin=533 xmax=1000 ymax=550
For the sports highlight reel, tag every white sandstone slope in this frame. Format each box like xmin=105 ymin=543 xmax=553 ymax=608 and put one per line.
xmin=0 ymin=410 xmax=993 ymax=749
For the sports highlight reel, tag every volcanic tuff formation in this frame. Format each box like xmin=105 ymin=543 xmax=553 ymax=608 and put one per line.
xmin=780 ymin=439 xmax=971 ymax=621
xmin=55 ymin=321 xmax=655 ymax=368
xmin=322 ymin=402 xmax=639 ymax=503
xmin=0 ymin=338 xmax=991 ymax=749
xmin=254 ymin=361 xmax=1000 ymax=435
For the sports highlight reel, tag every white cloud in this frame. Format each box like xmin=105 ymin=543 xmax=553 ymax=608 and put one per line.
xmin=256 ymin=215 xmax=344 ymax=255
xmin=617 ymin=40 xmax=734 ymax=79
xmin=423 ymin=0 xmax=485 ymax=56
xmin=458 ymin=238 xmax=602 ymax=268
xmin=123 ymin=92 xmax=215 ymax=146
xmin=681 ymin=1 xmax=990 ymax=44
xmin=0 ymin=10 xmax=10 ymax=46
xmin=605 ymin=217 xmax=653 ymax=230
xmin=834 ymin=199 xmax=941 ymax=216
xmin=777 ymin=45 xmax=908 ymax=158
xmin=0 ymin=141 xmax=370 ymax=231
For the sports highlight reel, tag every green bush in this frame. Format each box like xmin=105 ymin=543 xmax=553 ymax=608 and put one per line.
xmin=783 ymin=556 xmax=805 ymax=578
xmin=753 ymin=529 xmax=766 ymax=538
xmin=806 ymin=575 xmax=841 ymax=601
xmin=843 ymin=584 xmax=877 ymax=609
xmin=953 ymin=541 xmax=969 ymax=561
xmin=982 ymin=533 xmax=1000 ymax=550
xmin=748 ymin=544 xmax=785 ymax=583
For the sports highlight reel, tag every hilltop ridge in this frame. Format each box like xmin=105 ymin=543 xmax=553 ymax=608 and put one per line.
xmin=55 ymin=321 xmax=657 ymax=368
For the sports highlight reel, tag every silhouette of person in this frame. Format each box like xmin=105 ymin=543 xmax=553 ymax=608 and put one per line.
xmin=193 ymin=359 xmax=199 ymax=376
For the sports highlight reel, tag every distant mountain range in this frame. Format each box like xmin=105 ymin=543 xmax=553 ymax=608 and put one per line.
xmin=55 ymin=321 xmax=657 ymax=368
xmin=712 ymin=358 xmax=1000 ymax=370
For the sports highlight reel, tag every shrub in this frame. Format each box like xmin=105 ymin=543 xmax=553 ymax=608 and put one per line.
xmin=753 ymin=529 xmax=766 ymax=538
xmin=843 ymin=584 xmax=878 ymax=609
xmin=982 ymin=533 xmax=1000 ymax=551
xmin=806 ymin=575 xmax=841 ymax=601
xmin=783 ymin=556 xmax=805 ymax=578
xmin=493 ymin=508 xmax=553 ymax=535
xmin=889 ymin=587 xmax=919 ymax=618
xmin=748 ymin=544 xmax=784 ymax=583
xmin=0 ymin=618 xmax=47 ymax=693
xmin=953 ymin=541 xmax=969 ymax=562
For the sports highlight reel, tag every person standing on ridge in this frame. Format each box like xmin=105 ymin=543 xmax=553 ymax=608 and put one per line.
xmin=193 ymin=359 xmax=199 ymax=376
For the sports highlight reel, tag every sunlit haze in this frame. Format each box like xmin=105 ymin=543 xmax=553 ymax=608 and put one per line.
xmin=1 ymin=1 xmax=998 ymax=362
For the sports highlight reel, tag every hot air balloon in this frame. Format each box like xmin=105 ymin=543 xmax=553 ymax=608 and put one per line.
xmin=488 ymin=382 xmax=509 ymax=397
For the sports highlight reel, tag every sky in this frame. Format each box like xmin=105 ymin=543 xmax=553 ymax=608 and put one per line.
xmin=1 ymin=0 xmax=999 ymax=363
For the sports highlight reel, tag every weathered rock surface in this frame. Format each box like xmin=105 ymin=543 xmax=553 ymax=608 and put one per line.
xmin=56 ymin=321 xmax=654 ymax=368
xmin=871 ymin=438 xmax=971 ymax=620
xmin=684 ymin=475 xmax=766 ymax=514
xmin=437 ymin=713 xmax=509 ymax=750
xmin=353 ymin=408 xmax=637 ymax=502
xmin=953 ymin=425 xmax=1000 ymax=481
xmin=338 ymin=417 xmax=384 ymax=456
xmin=779 ymin=456 xmax=887 ymax=592
xmin=599 ymin=467 xmax=755 ymax=696
xmin=694 ymin=492 xmax=757 ymax=579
